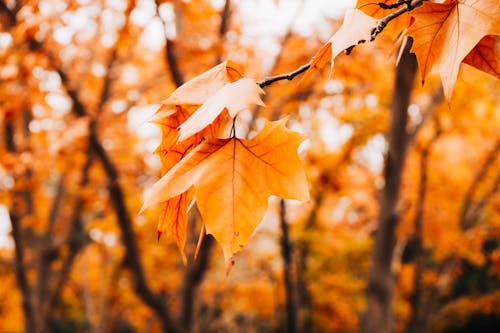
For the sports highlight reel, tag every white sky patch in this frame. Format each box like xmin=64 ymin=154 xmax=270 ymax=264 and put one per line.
xmin=408 ymin=103 xmax=422 ymax=125
xmin=140 ymin=18 xmax=165 ymax=52
xmin=158 ymin=2 xmax=177 ymax=38
xmin=107 ymin=0 xmax=128 ymax=12
xmin=45 ymin=92 xmax=72 ymax=115
xmin=331 ymin=196 xmax=351 ymax=222
xmin=130 ymin=0 xmax=156 ymax=27
xmin=316 ymin=109 xmax=354 ymax=152
xmin=92 ymin=63 xmax=106 ymax=77
xmin=53 ymin=26 xmax=74 ymax=45
xmin=355 ymin=134 xmax=387 ymax=174
xmin=121 ymin=65 xmax=139 ymax=84
xmin=127 ymin=105 xmax=162 ymax=169
xmin=0 ymin=205 xmax=13 ymax=249
xmin=89 ymin=228 xmax=118 ymax=247
xmin=0 ymin=33 xmax=13 ymax=51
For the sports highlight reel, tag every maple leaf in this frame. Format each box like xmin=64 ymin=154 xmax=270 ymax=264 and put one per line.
xmin=177 ymin=78 xmax=265 ymax=142
xmin=150 ymin=61 xmax=244 ymax=260
xmin=407 ymin=0 xmax=500 ymax=99
xmin=308 ymin=8 xmax=378 ymax=74
xmin=156 ymin=189 xmax=194 ymax=265
xmin=154 ymin=106 xmax=191 ymax=168
xmin=152 ymin=108 xmax=198 ymax=262
xmin=463 ymin=35 xmax=500 ymax=80
xmin=154 ymin=60 xmax=242 ymax=119
xmin=142 ymin=118 xmax=310 ymax=263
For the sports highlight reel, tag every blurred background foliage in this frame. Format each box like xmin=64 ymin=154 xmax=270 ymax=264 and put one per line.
xmin=0 ymin=0 xmax=499 ymax=332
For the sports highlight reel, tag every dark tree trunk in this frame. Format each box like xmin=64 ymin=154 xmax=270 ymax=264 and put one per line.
xmin=280 ymin=199 xmax=298 ymax=333
xmin=362 ymin=38 xmax=417 ymax=333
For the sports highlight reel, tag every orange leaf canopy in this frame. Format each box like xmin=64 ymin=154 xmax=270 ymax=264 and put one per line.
xmin=407 ymin=0 xmax=500 ymax=99
xmin=143 ymin=118 xmax=310 ymax=263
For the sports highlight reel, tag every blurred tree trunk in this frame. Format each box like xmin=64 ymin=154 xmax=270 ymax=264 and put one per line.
xmin=279 ymin=199 xmax=298 ymax=333
xmin=406 ymin=126 xmax=441 ymax=333
xmin=362 ymin=38 xmax=417 ymax=333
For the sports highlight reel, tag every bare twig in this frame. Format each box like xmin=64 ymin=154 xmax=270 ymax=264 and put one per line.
xmin=257 ymin=61 xmax=312 ymax=89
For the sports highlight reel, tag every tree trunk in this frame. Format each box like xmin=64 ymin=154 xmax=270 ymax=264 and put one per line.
xmin=361 ymin=38 xmax=417 ymax=333
xmin=280 ymin=199 xmax=298 ymax=333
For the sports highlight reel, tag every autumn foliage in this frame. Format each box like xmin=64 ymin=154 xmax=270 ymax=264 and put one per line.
xmin=0 ymin=0 xmax=499 ymax=333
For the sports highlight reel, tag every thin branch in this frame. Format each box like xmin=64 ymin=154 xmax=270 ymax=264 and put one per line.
xmin=368 ymin=0 xmax=424 ymax=42
xmin=258 ymin=0 xmax=424 ymax=89
xmin=0 ymin=0 xmax=17 ymax=27
xmin=46 ymin=152 xmax=93 ymax=315
xmin=46 ymin=175 xmax=65 ymax=235
xmin=407 ymin=85 xmax=444 ymax=145
xmin=257 ymin=61 xmax=312 ymax=88
xmin=214 ymin=0 xmax=231 ymax=64
xmin=4 ymin=118 xmax=35 ymax=333
xmin=155 ymin=0 xmax=184 ymax=87
xmin=460 ymin=138 xmax=500 ymax=229
xmin=406 ymin=124 xmax=442 ymax=333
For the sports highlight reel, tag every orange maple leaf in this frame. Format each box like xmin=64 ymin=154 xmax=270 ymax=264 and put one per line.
xmin=463 ymin=35 xmax=500 ymax=80
xmin=142 ymin=118 xmax=310 ymax=263
xmin=407 ymin=0 xmax=500 ymax=99
xmin=308 ymin=8 xmax=378 ymax=75
xmin=150 ymin=61 xmax=244 ymax=261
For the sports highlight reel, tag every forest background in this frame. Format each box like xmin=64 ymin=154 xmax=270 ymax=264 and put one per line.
xmin=0 ymin=0 xmax=499 ymax=333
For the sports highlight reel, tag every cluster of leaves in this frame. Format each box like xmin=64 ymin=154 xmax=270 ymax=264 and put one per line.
xmin=144 ymin=0 xmax=500 ymax=269
xmin=314 ymin=0 xmax=499 ymax=100
xmin=141 ymin=61 xmax=309 ymax=267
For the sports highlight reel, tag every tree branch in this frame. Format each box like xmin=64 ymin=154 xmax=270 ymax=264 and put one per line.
xmin=155 ymin=0 xmax=184 ymax=87
xmin=4 ymin=117 xmax=36 ymax=333
xmin=460 ymin=138 xmax=500 ymax=229
xmin=257 ymin=61 xmax=312 ymax=89
xmin=49 ymin=29 xmax=181 ymax=333
xmin=258 ymin=0 xmax=424 ymax=89
xmin=406 ymin=124 xmax=442 ymax=333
